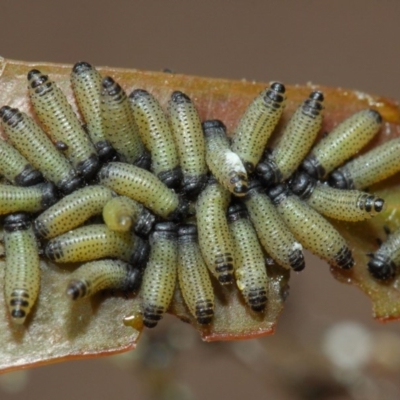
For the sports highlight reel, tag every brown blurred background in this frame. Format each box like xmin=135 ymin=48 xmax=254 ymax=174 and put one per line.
xmin=1 ymin=1 xmax=400 ymax=399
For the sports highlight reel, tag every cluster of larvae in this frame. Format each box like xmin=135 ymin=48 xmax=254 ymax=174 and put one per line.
xmin=0 ymin=62 xmax=397 ymax=330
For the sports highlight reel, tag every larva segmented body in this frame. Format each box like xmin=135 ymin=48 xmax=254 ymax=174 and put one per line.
xmin=102 ymin=196 xmax=155 ymax=237
xmin=177 ymin=224 xmax=214 ymax=325
xmin=301 ymin=109 xmax=382 ymax=179
xmin=243 ymin=180 xmax=305 ymax=271
xmin=66 ymin=259 xmax=142 ymax=300
xmin=101 ymin=77 xmax=149 ymax=168
xmin=27 ymin=69 xmax=99 ymax=180
xmin=290 ymin=172 xmax=384 ymax=221
xmin=129 ymin=89 xmax=182 ymax=188
xmin=257 ymin=91 xmax=324 ymax=184
xmin=268 ymin=184 xmax=354 ymax=269
xmin=168 ymin=91 xmax=207 ymax=197
xmin=98 ymin=162 xmax=187 ymax=220
xmin=34 ymin=185 xmax=115 ymax=239
xmin=4 ymin=213 xmax=40 ymax=324
xmin=141 ymin=222 xmax=178 ymax=328
xmin=0 ymin=106 xmax=82 ymax=194
xmin=71 ymin=62 xmax=115 ymax=161
xmin=202 ymin=120 xmax=248 ymax=197
xmin=227 ymin=202 xmax=269 ymax=312
xmin=196 ymin=177 xmax=235 ymax=284
xmin=231 ymin=82 xmax=286 ymax=173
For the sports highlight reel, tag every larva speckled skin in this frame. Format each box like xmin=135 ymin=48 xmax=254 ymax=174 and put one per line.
xmin=177 ymin=224 xmax=214 ymax=325
xmin=71 ymin=62 xmax=115 ymax=162
xmin=290 ymin=172 xmax=384 ymax=221
xmin=141 ymin=222 xmax=178 ymax=328
xmin=0 ymin=182 xmax=57 ymax=215
xmin=0 ymin=136 xmax=42 ymax=187
xmin=45 ymin=224 xmax=150 ymax=268
xmin=196 ymin=177 xmax=235 ymax=284
xmin=4 ymin=213 xmax=40 ymax=324
xmin=34 ymin=185 xmax=115 ymax=239
xmin=98 ymin=162 xmax=187 ymax=221
xmin=27 ymin=69 xmax=99 ymax=180
xmin=202 ymin=120 xmax=248 ymax=197
xmin=0 ymin=106 xmax=82 ymax=194
xmin=242 ymin=180 xmax=305 ymax=271
xmin=66 ymin=259 xmax=143 ymax=300
xmin=368 ymin=226 xmax=400 ymax=281
xmin=129 ymin=89 xmax=182 ymax=188
xmin=268 ymin=184 xmax=354 ymax=270
xmin=227 ymin=202 xmax=269 ymax=312
xmin=100 ymin=77 xmax=150 ymax=168
xmin=102 ymin=196 xmax=155 ymax=237
xmin=231 ymin=82 xmax=286 ymax=173
xmin=301 ymin=109 xmax=382 ymax=179
xmin=257 ymin=91 xmax=324 ymax=185
xmin=329 ymin=137 xmax=400 ymax=190
xmin=168 ymin=91 xmax=207 ymax=198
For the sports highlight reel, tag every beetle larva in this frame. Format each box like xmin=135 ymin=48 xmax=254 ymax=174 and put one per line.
xmin=34 ymin=185 xmax=115 ymax=239
xmin=301 ymin=109 xmax=382 ymax=179
xmin=0 ymin=182 xmax=57 ymax=215
xmin=27 ymin=69 xmax=99 ymax=180
xmin=141 ymin=222 xmax=178 ymax=328
xmin=168 ymin=91 xmax=207 ymax=197
xmin=177 ymin=224 xmax=214 ymax=324
xmin=290 ymin=172 xmax=384 ymax=221
xmin=196 ymin=177 xmax=235 ymax=284
xmin=0 ymin=136 xmax=42 ymax=187
xmin=242 ymin=179 xmax=305 ymax=271
xmin=66 ymin=259 xmax=143 ymax=300
xmin=129 ymin=89 xmax=181 ymax=188
xmin=100 ymin=77 xmax=150 ymax=168
xmin=329 ymin=137 xmax=400 ymax=190
xmin=98 ymin=162 xmax=187 ymax=221
xmin=267 ymin=184 xmax=354 ymax=269
xmin=0 ymin=106 xmax=82 ymax=194
xmin=257 ymin=91 xmax=324 ymax=185
xmin=367 ymin=226 xmax=400 ymax=280
xmin=231 ymin=82 xmax=286 ymax=173
xmin=102 ymin=196 xmax=155 ymax=237
xmin=4 ymin=213 xmax=40 ymax=324
xmin=227 ymin=202 xmax=269 ymax=312
xmin=71 ymin=62 xmax=115 ymax=161
xmin=45 ymin=224 xmax=150 ymax=269
xmin=202 ymin=120 xmax=248 ymax=197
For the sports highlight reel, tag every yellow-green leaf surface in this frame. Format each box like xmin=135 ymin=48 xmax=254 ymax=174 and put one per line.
xmin=0 ymin=56 xmax=399 ymax=373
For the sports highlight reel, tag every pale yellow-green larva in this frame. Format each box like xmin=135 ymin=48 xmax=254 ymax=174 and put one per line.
xmin=196 ymin=177 xmax=235 ymax=284
xmin=267 ymin=184 xmax=354 ymax=270
xmin=177 ymin=224 xmax=214 ymax=325
xmin=301 ymin=109 xmax=382 ymax=179
xmin=27 ymin=69 xmax=99 ymax=180
xmin=231 ymin=82 xmax=286 ymax=173
xmin=141 ymin=223 xmax=178 ymax=328
xmin=257 ymin=91 xmax=324 ymax=184
xmin=34 ymin=185 xmax=115 ymax=239
xmin=4 ymin=213 xmax=40 ymax=324
xmin=0 ymin=106 xmax=81 ymax=194
xmin=129 ymin=89 xmax=181 ymax=188
xmin=202 ymin=120 xmax=248 ymax=197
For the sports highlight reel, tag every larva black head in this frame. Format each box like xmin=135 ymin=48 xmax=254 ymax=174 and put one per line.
xmin=15 ymin=164 xmax=44 ymax=187
xmin=95 ymin=140 xmax=117 ymax=163
xmin=328 ymin=168 xmax=354 ymax=189
xmin=289 ymin=172 xmax=315 ymax=200
xmin=266 ymin=82 xmax=286 ymax=103
xmin=368 ymin=253 xmax=396 ymax=281
xmin=130 ymin=237 xmax=151 ymax=271
xmin=0 ymin=106 xmax=23 ymax=128
xmin=76 ymin=153 xmax=100 ymax=181
xmin=125 ymin=266 xmax=143 ymax=293
xmin=133 ymin=149 xmax=151 ymax=170
xmin=4 ymin=212 xmax=31 ymax=232
xmin=128 ymin=89 xmax=150 ymax=101
xmin=58 ymin=173 xmax=84 ymax=195
xmin=231 ymin=175 xmax=248 ymax=196
xmin=178 ymin=223 xmax=198 ymax=243
xmin=181 ymin=174 xmax=207 ymax=199
xmin=247 ymin=289 xmax=268 ymax=312
xmin=167 ymin=196 xmax=189 ymax=222
xmin=66 ymin=280 xmax=87 ymax=300
xmin=334 ymin=245 xmax=354 ymax=270
xmin=300 ymin=154 xmax=325 ymax=179
xmin=151 ymin=222 xmax=178 ymax=240
xmin=33 ymin=219 xmax=49 ymax=239
xmin=267 ymin=183 xmax=289 ymax=206
xmin=158 ymin=166 xmax=182 ymax=189
xmin=242 ymin=179 xmax=264 ymax=201
xmin=367 ymin=109 xmax=383 ymax=124
xmin=302 ymin=91 xmax=324 ymax=117
xmin=227 ymin=201 xmax=248 ymax=223
xmin=288 ymin=248 xmax=305 ymax=272
xmin=195 ymin=301 xmax=214 ymax=325
xmin=370 ymin=197 xmax=385 ymax=213
xmin=101 ymin=76 xmax=121 ymax=97
xmin=202 ymin=119 xmax=226 ymax=138
xmin=133 ymin=208 xmax=156 ymax=238
xmin=27 ymin=69 xmax=49 ymax=91
xmin=256 ymin=156 xmax=281 ymax=186
xmin=170 ymin=91 xmax=191 ymax=104
xmin=39 ymin=182 xmax=59 ymax=209
xmin=72 ymin=61 xmax=93 ymax=74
